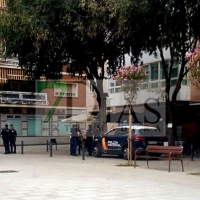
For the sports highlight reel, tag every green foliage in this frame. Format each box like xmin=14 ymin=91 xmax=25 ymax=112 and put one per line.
xmin=1 ymin=0 xmax=200 ymax=105
xmin=65 ymin=0 xmax=125 ymax=81
xmin=0 ymin=0 xmax=126 ymax=85
xmin=0 ymin=0 xmax=126 ymax=131
xmin=0 ymin=0 xmax=69 ymax=79
xmin=115 ymin=0 xmax=200 ymax=102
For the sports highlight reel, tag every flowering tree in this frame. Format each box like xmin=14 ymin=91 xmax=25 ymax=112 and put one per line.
xmin=114 ymin=65 xmax=148 ymax=105
xmin=187 ymin=48 xmax=200 ymax=89
xmin=114 ymin=65 xmax=147 ymax=166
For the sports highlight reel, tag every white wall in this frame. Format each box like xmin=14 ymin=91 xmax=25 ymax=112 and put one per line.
xmin=125 ymin=49 xmax=171 ymax=65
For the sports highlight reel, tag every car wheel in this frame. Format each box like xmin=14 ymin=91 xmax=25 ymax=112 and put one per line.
xmin=122 ymin=145 xmax=128 ymax=160
xmin=93 ymin=145 xmax=102 ymax=157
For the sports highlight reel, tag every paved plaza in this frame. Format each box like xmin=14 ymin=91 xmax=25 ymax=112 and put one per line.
xmin=0 ymin=145 xmax=200 ymax=200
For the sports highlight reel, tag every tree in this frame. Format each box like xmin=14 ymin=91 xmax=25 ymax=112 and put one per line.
xmin=0 ymin=0 xmax=126 ymax=131
xmin=115 ymin=0 xmax=200 ymax=144
xmin=114 ymin=65 xmax=147 ymax=165
xmin=63 ymin=0 xmax=126 ymax=131
xmin=188 ymin=48 xmax=200 ymax=89
xmin=0 ymin=0 xmax=69 ymax=80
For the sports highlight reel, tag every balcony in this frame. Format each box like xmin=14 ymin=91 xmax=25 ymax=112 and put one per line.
xmin=0 ymin=91 xmax=49 ymax=105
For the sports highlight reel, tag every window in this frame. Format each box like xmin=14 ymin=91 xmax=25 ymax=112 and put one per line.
xmin=108 ymin=88 xmax=115 ymax=93
xmin=115 ymin=129 xmax=128 ymax=136
xmin=171 ymin=79 xmax=177 ymax=86
xmin=171 ymin=61 xmax=179 ymax=78
xmin=171 ymin=66 xmax=178 ymax=78
xmin=7 ymin=115 xmax=14 ymax=118
xmin=107 ymin=79 xmax=121 ymax=94
xmin=54 ymin=84 xmax=78 ymax=97
xmin=108 ymin=79 xmax=115 ymax=88
xmin=150 ymin=64 xmax=158 ymax=80
xmin=110 ymin=82 xmax=115 ymax=87
xmin=106 ymin=129 xmax=116 ymax=136
xmin=160 ymin=64 xmax=168 ymax=80
xmin=115 ymin=88 xmax=121 ymax=93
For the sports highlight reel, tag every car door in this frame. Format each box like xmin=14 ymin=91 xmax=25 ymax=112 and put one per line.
xmin=101 ymin=129 xmax=116 ymax=154
xmin=113 ymin=128 xmax=128 ymax=154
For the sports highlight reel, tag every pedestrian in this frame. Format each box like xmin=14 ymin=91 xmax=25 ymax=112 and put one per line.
xmin=1 ymin=124 xmax=10 ymax=154
xmin=69 ymin=124 xmax=79 ymax=156
xmin=9 ymin=124 xmax=17 ymax=154
xmin=68 ymin=125 xmax=73 ymax=156
xmin=77 ymin=125 xmax=82 ymax=155
xmin=86 ymin=124 xmax=94 ymax=156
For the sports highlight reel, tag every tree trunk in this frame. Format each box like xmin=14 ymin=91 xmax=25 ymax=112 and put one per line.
xmin=128 ymin=105 xmax=133 ymax=166
xmin=166 ymin=101 xmax=176 ymax=146
xmin=96 ymin=79 xmax=107 ymax=132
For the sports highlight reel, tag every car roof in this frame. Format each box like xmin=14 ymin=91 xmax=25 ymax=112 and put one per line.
xmin=113 ymin=126 xmax=157 ymax=130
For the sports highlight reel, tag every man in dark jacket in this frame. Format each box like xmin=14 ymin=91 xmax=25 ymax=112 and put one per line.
xmin=86 ymin=124 xmax=94 ymax=156
xmin=9 ymin=124 xmax=17 ymax=154
xmin=69 ymin=124 xmax=79 ymax=156
xmin=1 ymin=124 xmax=10 ymax=154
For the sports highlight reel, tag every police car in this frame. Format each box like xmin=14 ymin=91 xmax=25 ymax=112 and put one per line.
xmin=92 ymin=126 xmax=167 ymax=159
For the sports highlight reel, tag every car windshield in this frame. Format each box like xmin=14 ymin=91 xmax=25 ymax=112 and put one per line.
xmin=104 ymin=126 xmax=160 ymax=137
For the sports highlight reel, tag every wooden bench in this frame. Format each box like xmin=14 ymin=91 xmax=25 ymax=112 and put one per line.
xmin=134 ymin=145 xmax=184 ymax=172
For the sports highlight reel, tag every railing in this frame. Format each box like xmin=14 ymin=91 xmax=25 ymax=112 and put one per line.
xmin=0 ymin=91 xmax=49 ymax=105
xmin=0 ymin=58 xmax=19 ymax=66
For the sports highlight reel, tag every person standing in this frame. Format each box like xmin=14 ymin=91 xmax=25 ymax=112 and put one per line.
xmin=77 ymin=125 xmax=82 ymax=155
xmin=68 ymin=125 xmax=73 ymax=156
xmin=9 ymin=124 xmax=17 ymax=154
xmin=86 ymin=124 xmax=94 ymax=156
xmin=1 ymin=124 xmax=10 ymax=154
xmin=82 ymin=130 xmax=87 ymax=155
xmin=69 ymin=124 xmax=79 ymax=156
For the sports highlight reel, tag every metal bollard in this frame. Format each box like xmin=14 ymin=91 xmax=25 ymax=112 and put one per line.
xmin=47 ymin=140 xmax=49 ymax=152
xmin=50 ymin=142 xmax=52 ymax=157
xmin=21 ymin=141 xmax=24 ymax=154
xmin=191 ymin=144 xmax=193 ymax=161
xmin=82 ymin=140 xmax=85 ymax=160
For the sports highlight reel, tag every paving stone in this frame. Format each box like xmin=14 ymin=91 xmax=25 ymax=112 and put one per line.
xmin=0 ymin=145 xmax=200 ymax=199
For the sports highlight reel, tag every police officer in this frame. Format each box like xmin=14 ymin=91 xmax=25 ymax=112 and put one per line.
xmin=86 ymin=124 xmax=94 ymax=156
xmin=1 ymin=124 xmax=10 ymax=154
xmin=77 ymin=125 xmax=82 ymax=155
xmin=9 ymin=124 xmax=17 ymax=154
xmin=69 ymin=124 xmax=79 ymax=156
xmin=68 ymin=125 xmax=74 ymax=156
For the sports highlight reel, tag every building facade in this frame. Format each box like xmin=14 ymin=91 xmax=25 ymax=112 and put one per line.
xmin=0 ymin=60 xmax=87 ymax=144
xmin=106 ymin=50 xmax=200 ymax=140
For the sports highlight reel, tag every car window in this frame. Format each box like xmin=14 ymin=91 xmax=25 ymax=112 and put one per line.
xmin=106 ymin=129 xmax=116 ymax=136
xmin=134 ymin=129 xmax=140 ymax=135
xmin=115 ymin=129 xmax=128 ymax=136
xmin=135 ymin=128 xmax=157 ymax=136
